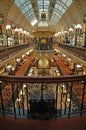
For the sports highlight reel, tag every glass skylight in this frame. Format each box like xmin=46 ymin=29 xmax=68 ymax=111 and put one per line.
xmin=37 ymin=0 xmax=50 ymax=19
xmin=14 ymin=0 xmax=37 ymax=26
xmin=50 ymin=0 xmax=73 ymax=25
xmin=14 ymin=0 xmax=73 ymax=27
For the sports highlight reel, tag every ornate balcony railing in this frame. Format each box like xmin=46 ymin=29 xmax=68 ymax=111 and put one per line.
xmin=34 ymin=50 xmax=54 ymax=53
xmin=0 ymin=74 xmax=86 ymax=119
xmin=57 ymin=43 xmax=86 ymax=61
xmin=0 ymin=44 xmax=33 ymax=61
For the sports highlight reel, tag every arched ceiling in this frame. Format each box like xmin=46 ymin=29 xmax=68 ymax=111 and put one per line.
xmin=1 ymin=0 xmax=86 ymax=33
xmin=14 ymin=0 xmax=73 ymax=26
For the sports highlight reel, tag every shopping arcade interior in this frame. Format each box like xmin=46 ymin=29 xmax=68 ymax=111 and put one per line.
xmin=1 ymin=0 xmax=85 ymax=129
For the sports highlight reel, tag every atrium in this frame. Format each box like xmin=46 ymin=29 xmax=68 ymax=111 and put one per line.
xmin=0 ymin=0 xmax=86 ymax=130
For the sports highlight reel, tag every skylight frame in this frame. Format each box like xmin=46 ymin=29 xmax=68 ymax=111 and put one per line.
xmin=14 ymin=0 xmax=73 ymax=26
xmin=14 ymin=0 xmax=37 ymax=26
xmin=50 ymin=0 xmax=73 ymax=25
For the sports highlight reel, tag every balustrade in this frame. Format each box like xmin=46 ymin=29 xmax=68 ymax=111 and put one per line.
xmin=0 ymin=44 xmax=31 ymax=61
xmin=58 ymin=43 xmax=86 ymax=60
xmin=0 ymin=75 xmax=86 ymax=119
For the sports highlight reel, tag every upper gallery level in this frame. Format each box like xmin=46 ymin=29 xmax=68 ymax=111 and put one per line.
xmin=0 ymin=0 xmax=86 ymax=45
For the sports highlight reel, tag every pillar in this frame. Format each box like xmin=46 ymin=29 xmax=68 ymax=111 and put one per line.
xmin=82 ymin=14 xmax=86 ymax=47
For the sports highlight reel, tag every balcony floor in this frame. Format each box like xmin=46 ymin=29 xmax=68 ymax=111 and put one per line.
xmin=0 ymin=115 xmax=86 ymax=130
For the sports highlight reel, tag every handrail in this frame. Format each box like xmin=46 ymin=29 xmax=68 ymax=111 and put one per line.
xmin=0 ymin=44 xmax=34 ymax=61
xmin=57 ymin=43 xmax=86 ymax=61
xmin=34 ymin=50 xmax=54 ymax=53
xmin=0 ymin=74 xmax=86 ymax=83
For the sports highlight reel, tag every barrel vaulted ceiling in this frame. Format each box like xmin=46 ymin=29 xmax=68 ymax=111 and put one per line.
xmin=0 ymin=0 xmax=86 ymax=32
xmin=14 ymin=0 xmax=73 ymax=26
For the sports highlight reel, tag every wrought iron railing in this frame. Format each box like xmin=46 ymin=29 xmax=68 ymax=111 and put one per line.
xmin=0 ymin=75 xmax=86 ymax=119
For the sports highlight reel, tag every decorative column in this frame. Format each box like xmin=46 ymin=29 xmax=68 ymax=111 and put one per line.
xmin=82 ymin=14 xmax=86 ymax=47
xmin=0 ymin=14 xmax=4 ymax=46
xmin=58 ymin=32 xmax=61 ymax=43
xmin=75 ymin=24 xmax=82 ymax=47
xmin=69 ymin=27 xmax=74 ymax=45
xmin=18 ymin=28 xmax=23 ymax=45
xmin=23 ymin=30 xmax=27 ymax=43
xmin=26 ymin=32 xmax=29 ymax=44
xmin=0 ymin=24 xmax=3 ymax=47
xmin=6 ymin=24 xmax=11 ymax=46
xmin=64 ymin=30 xmax=68 ymax=44
xmin=11 ymin=24 xmax=16 ymax=46
xmin=61 ymin=30 xmax=65 ymax=43
xmin=14 ymin=28 xmax=19 ymax=45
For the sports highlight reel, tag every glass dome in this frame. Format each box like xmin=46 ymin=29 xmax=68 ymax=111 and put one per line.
xmin=32 ymin=13 xmax=55 ymax=37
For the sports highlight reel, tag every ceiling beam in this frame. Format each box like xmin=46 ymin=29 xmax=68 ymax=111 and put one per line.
xmin=30 ymin=0 xmax=39 ymax=20
xmin=48 ymin=0 xmax=56 ymax=20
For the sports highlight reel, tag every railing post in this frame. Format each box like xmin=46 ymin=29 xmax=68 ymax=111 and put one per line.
xmin=68 ymin=82 xmax=73 ymax=118
xmin=26 ymin=83 xmax=29 ymax=119
xmin=12 ymin=83 xmax=16 ymax=118
xmin=0 ymin=81 xmax=5 ymax=116
xmin=21 ymin=85 xmax=25 ymax=116
xmin=16 ymin=84 xmax=20 ymax=116
xmin=80 ymin=81 xmax=86 ymax=116
xmin=60 ymin=85 xmax=63 ymax=116
xmin=64 ymin=93 xmax=67 ymax=115
xmin=55 ymin=83 xmax=58 ymax=119
xmin=41 ymin=83 xmax=43 ymax=101
xmin=40 ymin=83 xmax=44 ymax=115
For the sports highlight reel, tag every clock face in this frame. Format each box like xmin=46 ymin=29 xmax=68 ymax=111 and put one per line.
xmin=38 ymin=58 xmax=49 ymax=69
